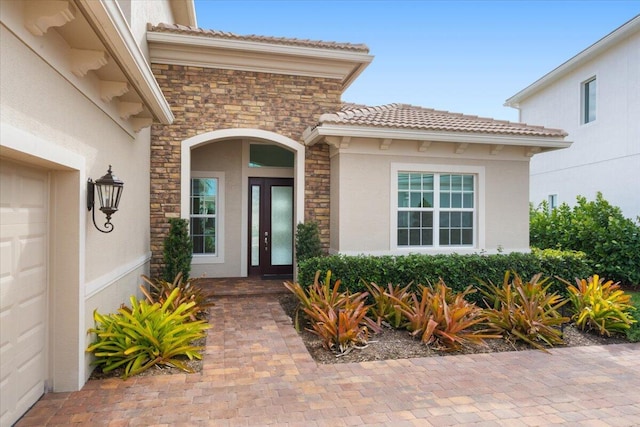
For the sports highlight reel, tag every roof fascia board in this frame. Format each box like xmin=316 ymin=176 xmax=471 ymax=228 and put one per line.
xmin=170 ymin=0 xmax=197 ymax=27
xmin=147 ymin=31 xmax=373 ymax=89
xmin=75 ymin=0 xmax=174 ymax=124
xmin=506 ymin=15 xmax=640 ymax=107
xmin=303 ymin=124 xmax=571 ymax=148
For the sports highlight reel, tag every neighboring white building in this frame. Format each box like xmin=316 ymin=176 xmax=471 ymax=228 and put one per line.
xmin=0 ymin=2 xmax=194 ymax=425
xmin=505 ymin=15 xmax=640 ymax=220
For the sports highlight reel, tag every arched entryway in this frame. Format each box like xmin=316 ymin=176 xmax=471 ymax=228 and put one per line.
xmin=181 ymin=129 xmax=305 ymax=278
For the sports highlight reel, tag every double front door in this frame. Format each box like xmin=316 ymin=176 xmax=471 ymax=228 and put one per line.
xmin=248 ymin=178 xmax=294 ymax=277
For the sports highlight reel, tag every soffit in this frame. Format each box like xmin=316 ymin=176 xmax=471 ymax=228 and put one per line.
xmin=147 ymin=23 xmax=374 ymax=91
xmin=2 ymin=0 xmax=173 ymax=135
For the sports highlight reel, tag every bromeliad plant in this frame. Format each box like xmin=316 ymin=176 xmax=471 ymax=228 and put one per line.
xmin=560 ymin=274 xmax=636 ymax=336
xmin=365 ymin=282 xmax=412 ymax=328
xmin=304 ymin=291 xmax=373 ymax=354
xmin=284 ymin=270 xmax=345 ymax=330
xmin=284 ymin=270 xmax=379 ymax=354
xmin=479 ymin=271 xmax=569 ymax=351
xmin=140 ymin=272 xmax=214 ymax=321
xmin=87 ymin=288 xmax=210 ymax=379
xmin=390 ymin=279 xmax=497 ymax=351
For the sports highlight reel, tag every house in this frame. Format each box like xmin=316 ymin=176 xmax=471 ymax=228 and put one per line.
xmin=0 ymin=1 xmax=194 ymax=425
xmin=147 ymin=23 xmax=569 ymax=280
xmin=0 ymin=1 xmax=569 ymax=424
xmin=505 ymin=15 xmax=640 ymax=219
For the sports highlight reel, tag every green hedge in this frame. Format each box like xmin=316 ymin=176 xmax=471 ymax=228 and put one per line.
xmin=530 ymin=193 xmax=640 ymax=286
xmin=297 ymin=249 xmax=590 ymax=302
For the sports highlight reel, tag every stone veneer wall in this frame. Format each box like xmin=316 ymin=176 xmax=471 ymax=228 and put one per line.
xmin=150 ymin=64 xmax=341 ymax=277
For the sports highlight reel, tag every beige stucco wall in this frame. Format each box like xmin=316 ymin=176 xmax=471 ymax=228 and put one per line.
xmin=129 ymin=0 xmax=175 ymax=59
xmin=329 ymin=140 xmax=530 ymax=255
xmin=190 ymin=140 xmax=243 ymax=277
xmin=1 ymin=22 xmax=151 ymax=389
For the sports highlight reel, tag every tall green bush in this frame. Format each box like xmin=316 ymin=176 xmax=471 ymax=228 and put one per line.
xmin=163 ymin=218 xmax=193 ymax=281
xmin=530 ymin=193 xmax=640 ymax=286
xmin=295 ymin=221 xmax=323 ymax=262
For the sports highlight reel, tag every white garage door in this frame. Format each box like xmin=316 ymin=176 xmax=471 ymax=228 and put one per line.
xmin=0 ymin=159 xmax=48 ymax=427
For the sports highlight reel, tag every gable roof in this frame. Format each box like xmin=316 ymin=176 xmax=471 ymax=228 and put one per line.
xmin=147 ymin=23 xmax=373 ymax=90
xmin=506 ymin=15 xmax=640 ymax=107
xmin=317 ymin=103 xmax=567 ymax=137
xmin=303 ymin=103 xmax=569 ymax=152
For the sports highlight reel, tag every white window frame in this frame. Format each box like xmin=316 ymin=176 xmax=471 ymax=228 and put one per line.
xmin=581 ymin=76 xmax=597 ymax=125
xmin=191 ymin=171 xmax=225 ymax=264
xmin=390 ymin=163 xmax=485 ymax=253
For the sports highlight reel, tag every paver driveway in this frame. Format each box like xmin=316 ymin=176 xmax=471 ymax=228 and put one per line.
xmin=16 ymin=290 xmax=640 ymax=426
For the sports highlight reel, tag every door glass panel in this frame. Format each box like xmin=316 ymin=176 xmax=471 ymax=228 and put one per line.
xmin=250 ymin=185 xmax=260 ymax=267
xmin=271 ymin=186 xmax=293 ymax=266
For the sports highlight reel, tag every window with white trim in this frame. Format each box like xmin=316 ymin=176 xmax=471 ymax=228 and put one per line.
xmin=582 ymin=77 xmax=596 ymax=124
xmin=397 ymin=172 xmax=475 ymax=247
xmin=190 ymin=177 xmax=218 ymax=255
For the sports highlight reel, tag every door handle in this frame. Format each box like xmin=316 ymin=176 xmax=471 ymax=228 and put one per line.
xmin=264 ymin=232 xmax=269 ymax=251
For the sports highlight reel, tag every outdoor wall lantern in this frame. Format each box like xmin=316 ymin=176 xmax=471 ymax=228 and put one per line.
xmin=87 ymin=165 xmax=124 ymax=233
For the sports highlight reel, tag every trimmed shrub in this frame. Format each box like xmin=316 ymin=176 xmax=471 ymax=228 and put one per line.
xmin=295 ymin=221 xmax=323 ymax=262
xmin=627 ymin=293 xmax=640 ymax=342
xmin=297 ymin=250 xmax=590 ymax=302
xmin=530 ymin=193 xmax=640 ymax=286
xmin=163 ymin=218 xmax=193 ymax=281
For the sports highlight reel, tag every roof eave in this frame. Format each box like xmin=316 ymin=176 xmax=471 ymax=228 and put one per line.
xmin=506 ymin=15 xmax=640 ymax=108
xmin=77 ymin=0 xmax=174 ymax=124
xmin=303 ymin=124 xmax=570 ymax=149
xmin=147 ymin=31 xmax=373 ymax=91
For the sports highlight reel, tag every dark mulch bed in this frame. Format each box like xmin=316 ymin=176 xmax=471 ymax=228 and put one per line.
xmin=277 ymin=293 xmax=630 ymax=364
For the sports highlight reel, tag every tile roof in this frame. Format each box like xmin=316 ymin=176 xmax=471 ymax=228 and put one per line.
xmin=318 ymin=103 xmax=567 ymax=137
xmin=148 ymin=23 xmax=370 ymax=53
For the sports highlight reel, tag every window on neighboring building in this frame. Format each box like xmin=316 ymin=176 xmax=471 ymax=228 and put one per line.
xmin=397 ymin=172 xmax=475 ymax=247
xmin=582 ymin=77 xmax=596 ymax=124
xmin=548 ymin=194 xmax=558 ymax=211
xmin=190 ymin=177 xmax=218 ymax=254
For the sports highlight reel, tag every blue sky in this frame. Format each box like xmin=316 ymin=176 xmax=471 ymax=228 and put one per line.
xmin=194 ymin=1 xmax=639 ymax=122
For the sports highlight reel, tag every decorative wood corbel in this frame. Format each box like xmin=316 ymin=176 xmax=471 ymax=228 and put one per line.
xmin=130 ymin=118 xmax=154 ymax=132
xmin=70 ymin=49 xmax=108 ymax=77
xmin=380 ymin=138 xmax=392 ymax=150
xmin=525 ymin=147 xmax=542 ymax=157
xmin=455 ymin=143 xmax=469 ymax=154
xmin=418 ymin=141 xmax=432 ymax=152
xmin=490 ymin=144 xmax=505 ymax=155
xmin=325 ymin=136 xmax=351 ymax=149
xmin=24 ymin=0 xmax=75 ymax=36
xmin=100 ymin=81 xmax=129 ymax=103
xmin=117 ymin=101 xmax=143 ymax=120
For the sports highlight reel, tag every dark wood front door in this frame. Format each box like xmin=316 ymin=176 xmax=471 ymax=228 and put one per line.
xmin=248 ymin=178 xmax=294 ymax=277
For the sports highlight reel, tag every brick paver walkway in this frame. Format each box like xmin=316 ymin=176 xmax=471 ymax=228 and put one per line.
xmin=16 ymin=283 xmax=640 ymax=426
